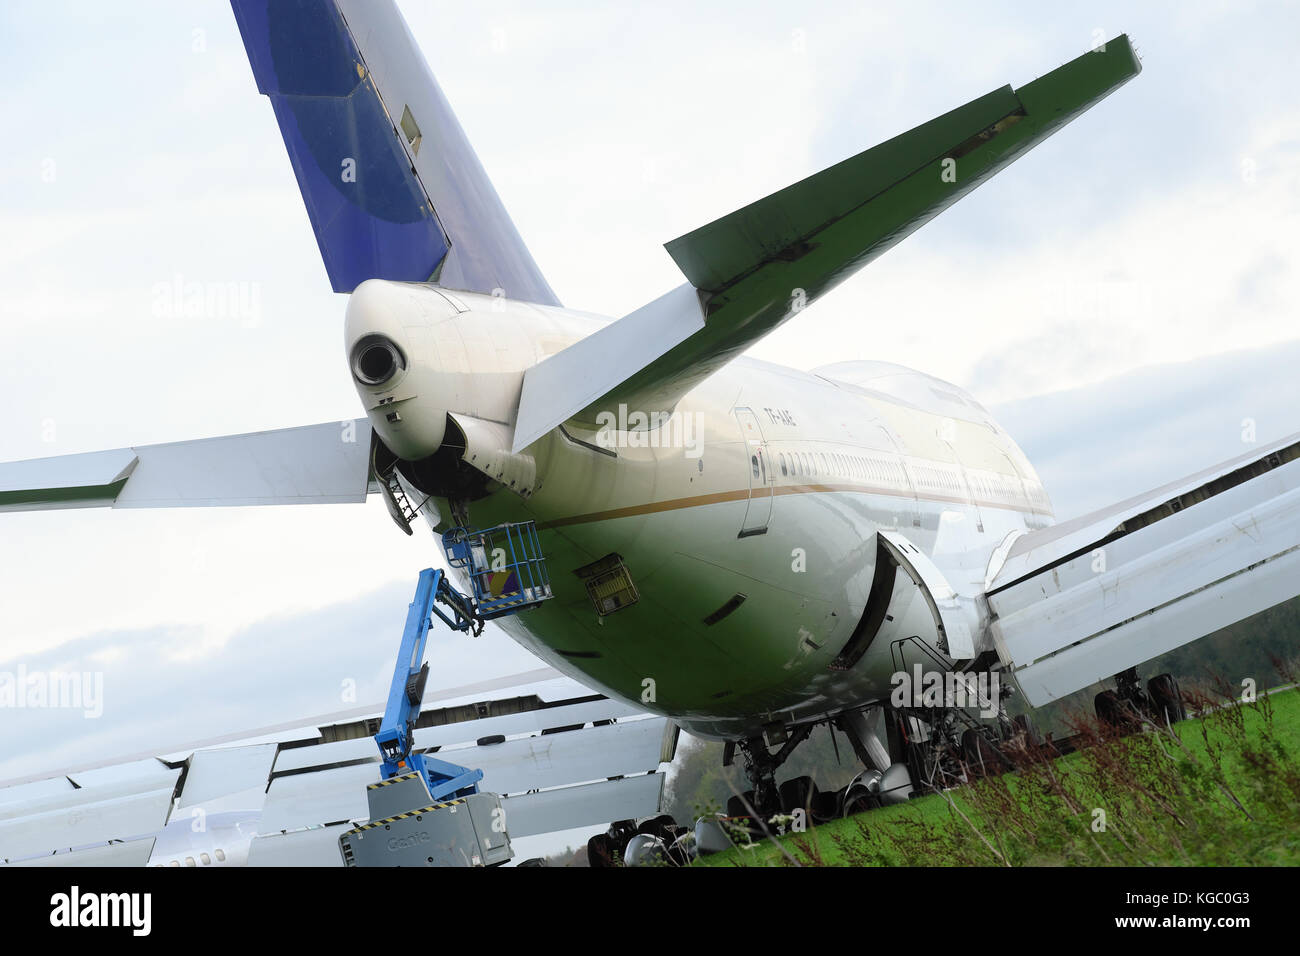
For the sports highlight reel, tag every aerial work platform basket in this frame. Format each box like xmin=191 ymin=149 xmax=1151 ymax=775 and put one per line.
xmin=441 ymin=521 xmax=553 ymax=620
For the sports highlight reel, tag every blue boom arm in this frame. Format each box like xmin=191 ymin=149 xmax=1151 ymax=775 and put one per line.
xmin=373 ymin=567 xmax=482 ymax=800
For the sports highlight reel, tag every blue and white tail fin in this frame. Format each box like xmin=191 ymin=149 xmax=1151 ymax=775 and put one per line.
xmin=230 ymin=0 xmax=559 ymax=305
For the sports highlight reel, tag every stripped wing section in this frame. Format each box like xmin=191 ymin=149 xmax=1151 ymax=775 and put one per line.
xmin=0 ymin=675 xmax=672 ymax=867
xmin=986 ymin=432 xmax=1300 ymax=705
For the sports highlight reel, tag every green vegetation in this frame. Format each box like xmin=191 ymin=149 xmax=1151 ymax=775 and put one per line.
xmin=697 ymin=677 xmax=1300 ymax=867
xmin=666 ymin=595 xmax=1300 ymax=849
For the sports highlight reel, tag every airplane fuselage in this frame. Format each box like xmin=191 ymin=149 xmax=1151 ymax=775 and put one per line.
xmin=349 ymin=281 xmax=1055 ymax=741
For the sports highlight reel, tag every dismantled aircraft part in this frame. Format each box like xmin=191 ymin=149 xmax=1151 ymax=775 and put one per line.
xmin=989 ymin=432 xmax=1300 ymax=706
xmin=340 ymin=781 xmax=511 ymax=868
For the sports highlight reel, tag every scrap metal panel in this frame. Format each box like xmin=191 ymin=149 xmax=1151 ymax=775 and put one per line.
xmin=179 ymin=744 xmax=278 ymax=808
xmin=990 ymin=452 xmax=1300 ymax=705
xmin=246 ymin=825 xmax=350 ymax=867
xmin=438 ymin=718 xmax=668 ymax=795
xmin=501 ymin=774 xmax=665 ymax=838
xmin=273 ymin=697 xmax=643 ymax=774
xmin=2 ymin=837 xmax=157 ymax=868
xmin=0 ymin=785 xmax=175 ymax=862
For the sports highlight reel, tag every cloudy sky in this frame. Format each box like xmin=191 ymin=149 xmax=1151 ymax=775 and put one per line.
xmin=1 ymin=1 xmax=1298 ymax=852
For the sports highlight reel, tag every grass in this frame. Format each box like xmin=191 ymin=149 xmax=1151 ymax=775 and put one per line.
xmin=698 ymin=677 xmax=1300 ymax=867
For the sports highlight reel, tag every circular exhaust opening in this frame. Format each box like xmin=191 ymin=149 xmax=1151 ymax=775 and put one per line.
xmin=351 ymin=335 xmax=406 ymax=387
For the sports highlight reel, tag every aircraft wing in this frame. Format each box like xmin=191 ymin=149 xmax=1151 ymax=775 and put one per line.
xmin=0 ymin=671 xmax=675 ymax=867
xmin=513 ymin=36 xmax=1141 ymax=451
xmin=230 ymin=0 xmax=559 ymax=305
xmin=985 ymin=432 xmax=1300 ymax=706
xmin=0 ymin=420 xmax=373 ymax=512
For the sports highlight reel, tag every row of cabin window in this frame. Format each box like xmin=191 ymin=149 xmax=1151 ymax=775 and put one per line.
xmin=158 ymin=847 xmax=227 ymax=867
xmin=764 ymin=446 xmax=1034 ymax=506
xmin=772 ymin=449 xmax=907 ymax=487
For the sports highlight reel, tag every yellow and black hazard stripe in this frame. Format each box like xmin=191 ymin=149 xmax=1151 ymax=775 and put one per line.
xmin=366 ymin=771 xmax=420 ymax=790
xmin=345 ymin=798 xmax=467 ymax=834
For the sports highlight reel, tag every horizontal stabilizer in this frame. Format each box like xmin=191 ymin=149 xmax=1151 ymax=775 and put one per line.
xmin=987 ymin=432 xmax=1300 ymax=705
xmin=511 ymin=37 xmax=1141 ymax=446
xmin=0 ymin=420 xmax=373 ymax=512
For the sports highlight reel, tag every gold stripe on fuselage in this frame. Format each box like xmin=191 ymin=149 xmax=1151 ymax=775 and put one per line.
xmin=538 ymin=482 xmax=1047 ymax=530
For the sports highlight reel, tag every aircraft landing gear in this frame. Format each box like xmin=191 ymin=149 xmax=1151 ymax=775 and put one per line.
xmin=735 ymin=725 xmax=814 ymax=822
xmin=1148 ymin=673 xmax=1187 ymax=724
xmin=1095 ymin=668 xmax=1186 ymax=728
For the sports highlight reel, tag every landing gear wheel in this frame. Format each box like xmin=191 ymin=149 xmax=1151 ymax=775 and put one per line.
xmin=636 ymin=814 xmax=678 ymax=837
xmin=587 ymin=832 xmax=617 ymax=868
xmin=1147 ymin=673 xmax=1186 ymax=725
xmin=841 ymin=789 xmax=881 ymax=817
xmin=1094 ymin=689 xmax=1137 ymax=729
xmin=726 ymin=792 xmax=760 ymax=836
xmin=778 ymin=776 xmax=816 ymax=816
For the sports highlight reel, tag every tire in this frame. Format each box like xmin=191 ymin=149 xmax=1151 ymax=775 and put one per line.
xmin=637 ymin=814 xmax=681 ymax=842
xmin=778 ymin=776 xmax=816 ymax=815
xmin=811 ymin=787 xmax=841 ymax=823
xmin=726 ymin=792 xmax=756 ymax=824
xmin=1147 ymin=674 xmax=1187 ymax=725
xmin=841 ymin=788 xmax=881 ymax=817
xmin=1095 ymin=689 xmax=1133 ymax=729
xmin=587 ymin=833 xmax=617 ymax=868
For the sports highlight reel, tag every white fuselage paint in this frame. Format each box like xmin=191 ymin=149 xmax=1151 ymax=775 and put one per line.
xmin=347 ymin=281 xmax=1055 ymax=741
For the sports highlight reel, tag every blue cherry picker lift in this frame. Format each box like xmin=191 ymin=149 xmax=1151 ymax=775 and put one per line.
xmin=338 ymin=521 xmax=552 ymax=866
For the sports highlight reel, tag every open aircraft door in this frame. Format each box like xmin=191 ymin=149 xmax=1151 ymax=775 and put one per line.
xmin=879 ymin=531 xmax=978 ymax=660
